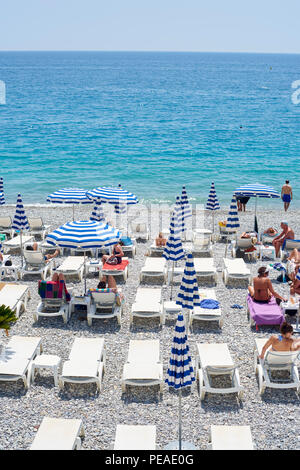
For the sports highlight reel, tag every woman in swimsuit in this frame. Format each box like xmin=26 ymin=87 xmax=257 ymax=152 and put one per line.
xmin=259 ymin=322 xmax=299 ymax=359
xmin=248 ymin=266 xmax=287 ymax=304
xmin=102 ymin=242 xmax=124 ymax=265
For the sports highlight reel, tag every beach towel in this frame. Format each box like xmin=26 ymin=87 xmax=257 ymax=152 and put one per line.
xmin=88 ymin=287 xmax=124 ymax=305
xmin=199 ymin=299 xmax=220 ymax=309
xmin=247 ymin=294 xmax=284 ymax=327
xmin=38 ymin=280 xmax=70 ymax=301
xmin=282 ymin=238 xmax=300 ymax=251
xmin=102 ymin=259 xmax=129 ymax=271
xmin=120 ymin=236 xmax=133 ymax=246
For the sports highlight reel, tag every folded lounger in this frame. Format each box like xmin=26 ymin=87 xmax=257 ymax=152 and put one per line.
xmin=3 ymin=235 xmax=34 ymax=253
xmin=223 ymin=258 xmax=251 ymax=286
xmin=131 ymin=287 xmax=164 ymax=325
xmin=247 ymin=294 xmax=285 ymax=328
xmin=0 ymin=216 xmax=14 ymax=239
xmin=28 ymin=217 xmax=51 ymax=240
xmin=0 ymin=283 xmax=30 ymax=318
xmin=0 ymin=335 xmax=42 ymax=389
xmin=114 ymin=425 xmax=156 ymax=450
xmin=87 ymin=289 xmax=122 ymax=326
xmin=130 ymin=222 xmax=149 ymax=241
xmin=121 ymin=339 xmax=163 ymax=394
xmin=21 ymin=250 xmax=54 ymax=280
xmin=35 ymin=280 xmax=70 ymax=323
xmin=59 ymin=337 xmax=105 ymax=392
xmin=189 ymin=289 xmax=223 ymax=330
xmin=30 ymin=417 xmax=85 ymax=450
xmin=193 ymin=258 xmax=217 ymax=284
xmin=196 ymin=343 xmax=243 ymax=400
xmin=254 ymin=338 xmax=300 ymax=395
xmin=101 ymin=258 xmax=129 ymax=281
xmin=56 ymin=256 xmax=85 ymax=281
xmin=210 ymin=425 xmax=254 ymax=450
xmin=140 ymin=257 xmax=167 ymax=283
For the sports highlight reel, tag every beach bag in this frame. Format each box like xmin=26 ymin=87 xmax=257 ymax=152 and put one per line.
xmin=106 ymin=256 xmax=118 ymax=265
xmin=277 ymin=273 xmax=290 ymax=283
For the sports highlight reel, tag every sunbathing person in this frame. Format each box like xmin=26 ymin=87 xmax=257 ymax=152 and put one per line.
xmin=263 ymin=227 xmax=278 ymax=236
xmin=290 ymin=269 xmax=300 ymax=296
xmin=98 ymin=275 xmax=117 ymax=291
xmin=259 ymin=322 xmax=298 ymax=359
xmin=155 ymin=232 xmax=167 ymax=247
xmin=26 ymin=242 xmax=60 ymax=262
xmin=102 ymin=242 xmax=124 ymax=265
xmin=248 ymin=266 xmax=287 ymax=305
xmin=272 ymin=222 xmax=294 ymax=257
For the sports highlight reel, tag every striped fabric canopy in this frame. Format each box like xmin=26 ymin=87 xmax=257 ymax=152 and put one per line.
xmin=47 ymin=188 xmax=92 ymax=204
xmin=0 ymin=242 xmax=3 ymax=253
xmin=180 ymin=186 xmax=192 ymax=220
xmin=234 ymin=183 xmax=280 ymax=199
xmin=163 ymin=211 xmax=185 ymax=262
xmin=0 ymin=178 xmax=4 ymax=205
xmin=176 ymin=253 xmax=200 ymax=309
xmin=87 ymin=184 xmax=138 ymax=205
xmin=90 ymin=200 xmax=105 ymax=222
xmin=173 ymin=196 xmax=185 ymax=235
xmin=165 ymin=313 xmax=195 ymax=389
xmin=226 ymin=195 xmax=240 ymax=230
xmin=12 ymin=194 xmax=29 ymax=231
xmin=206 ymin=182 xmax=220 ymax=211
xmin=46 ymin=220 xmax=120 ymax=249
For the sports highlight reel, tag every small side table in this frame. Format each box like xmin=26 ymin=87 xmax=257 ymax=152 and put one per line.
xmin=258 ymin=245 xmax=276 ymax=261
xmin=30 ymin=354 xmax=62 ymax=387
xmin=163 ymin=301 xmax=182 ymax=318
xmin=85 ymin=260 xmax=102 ymax=276
xmin=69 ymin=295 xmax=91 ymax=317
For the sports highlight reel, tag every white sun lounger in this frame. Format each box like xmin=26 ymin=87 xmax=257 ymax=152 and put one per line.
xmin=223 ymin=258 xmax=251 ymax=286
xmin=280 ymin=239 xmax=300 ymax=261
xmin=0 ymin=216 xmax=14 ymax=239
xmin=0 ymin=283 xmax=30 ymax=317
xmin=122 ymin=340 xmax=163 ymax=394
xmin=114 ymin=425 xmax=156 ymax=450
xmin=210 ymin=425 xmax=254 ymax=450
xmin=192 ymin=236 xmax=213 ymax=257
xmin=254 ymin=338 xmax=300 ymax=395
xmin=56 ymin=256 xmax=85 ymax=281
xmin=59 ymin=338 xmax=105 ymax=392
xmin=21 ymin=251 xmax=54 ymax=280
xmin=101 ymin=257 xmax=129 ymax=281
xmin=196 ymin=343 xmax=243 ymax=400
xmin=149 ymin=242 xmax=165 ymax=257
xmin=0 ymin=335 xmax=42 ymax=389
xmin=121 ymin=239 xmax=137 ymax=258
xmin=87 ymin=291 xmax=122 ymax=326
xmin=194 ymin=258 xmax=217 ymax=284
xmin=231 ymin=238 xmax=253 ymax=258
xmin=28 ymin=217 xmax=51 ymax=240
xmin=130 ymin=222 xmax=149 ymax=241
xmin=0 ymin=255 xmax=19 ymax=281
xmin=131 ymin=287 xmax=164 ymax=325
xmin=140 ymin=257 xmax=167 ymax=283
xmin=3 ymin=235 xmax=34 ymax=254
xmin=30 ymin=417 xmax=85 ymax=450
xmin=189 ymin=289 xmax=223 ymax=330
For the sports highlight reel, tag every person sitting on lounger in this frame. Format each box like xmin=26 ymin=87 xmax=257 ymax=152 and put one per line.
xmin=51 ymin=272 xmax=71 ymax=301
xmin=26 ymin=242 xmax=60 ymax=262
xmin=98 ymin=275 xmax=118 ymax=291
xmin=102 ymin=242 xmax=124 ymax=265
xmin=290 ymin=268 xmax=300 ymax=296
xmin=155 ymin=232 xmax=167 ymax=247
xmin=259 ymin=322 xmax=299 ymax=359
xmin=248 ymin=266 xmax=287 ymax=305
xmin=272 ymin=222 xmax=294 ymax=258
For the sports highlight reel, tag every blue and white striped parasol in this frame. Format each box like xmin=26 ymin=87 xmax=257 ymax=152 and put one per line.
xmin=206 ymin=182 xmax=220 ymax=211
xmin=47 ymin=188 xmax=92 ymax=221
xmin=173 ymin=196 xmax=185 ymax=237
xmin=180 ymin=186 xmax=192 ymax=221
xmin=11 ymin=194 xmax=29 ymax=266
xmin=165 ymin=312 xmax=195 ymax=450
xmin=226 ymin=195 xmax=240 ymax=231
xmin=87 ymin=184 xmax=138 ymax=206
xmin=163 ymin=210 xmax=185 ymax=299
xmin=176 ymin=253 xmax=200 ymax=310
xmin=234 ymin=183 xmax=280 ymax=199
xmin=0 ymin=178 xmax=4 ymax=205
xmin=90 ymin=200 xmax=105 ymax=223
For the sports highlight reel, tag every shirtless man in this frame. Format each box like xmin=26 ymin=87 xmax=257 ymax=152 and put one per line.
xmin=248 ymin=266 xmax=287 ymax=304
xmin=281 ymin=180 xmax=292 ymax=212
xmin=272 ymin=221 xmax=294 ymax=258
xmin=155 ymin=232 xmax=167 ymax=247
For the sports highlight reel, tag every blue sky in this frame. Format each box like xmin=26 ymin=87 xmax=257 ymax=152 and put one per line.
xmin=0 ymin=0 xmax=299 ymax=53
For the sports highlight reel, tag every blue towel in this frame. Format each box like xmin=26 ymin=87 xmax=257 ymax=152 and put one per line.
xmin=199 ymin=299 xmax=220 ymax=309
xmin=231 ymin=304 xmax=243 ymax=309
xmin=120 ymin=236 xmax=133 ymax=246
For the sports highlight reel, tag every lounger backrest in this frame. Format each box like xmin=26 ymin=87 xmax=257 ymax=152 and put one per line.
xmin=264 ymin=350 xmax=299 ymax=367
xmin=194 ymin=237 xmax=210 ymax=247
xmin=24 ymin=250 xmax=45 ymax=265
xmin=28 ymin=217 xmax=44 ymax=229
xmin=38 ymin=280 xmax=65 ymax=300
xmin=285 ymin=240 xmax=300 ymax=250
xmin=91 ymin=291 xmax=116 ymax=306
xmin=131 ymin=222 xmax=147 ymax=233
xmin=237 ymin=238 xmax=253 ymax=248
xmin=127 ymin=339 xmax=160 ymax=364
xmin=0 ymin=216 xmax=12 ymax=228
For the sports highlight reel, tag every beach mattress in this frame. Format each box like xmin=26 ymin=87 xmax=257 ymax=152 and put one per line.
xmin=247 ymin=294 xmax=284 ymax=326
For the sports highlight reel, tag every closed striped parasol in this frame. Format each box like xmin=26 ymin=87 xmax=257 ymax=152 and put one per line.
xmin=12 ymin=194 xmax=29 ymax=266
xmin=176 ymin=253 xmax=200 ymax=310
xmin=206 ymin=182 xmax=220 ymax=235
xmin=0 ymin=178 xmax=4 ymax=205
xmin=163 ymin=210 xmax=185 ymax=299
xmin=226 ymin=195 xmax=240 ymax=231
xmin=180 ymin=186 xmax=192 ymax=221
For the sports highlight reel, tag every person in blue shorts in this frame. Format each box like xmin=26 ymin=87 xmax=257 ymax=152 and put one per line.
xmin=281 ymin=180 xmax=292 ymax=212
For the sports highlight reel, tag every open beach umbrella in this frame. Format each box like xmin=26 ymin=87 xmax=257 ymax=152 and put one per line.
xmin=11 ymin=194 xmax=29 ymax=266
xmin=206 ymin=182 xmax=220 ymax=235
xmin=163 ymin=210 xmax=185 ymax=300
xmin=46 ymin=220 xmax=121 ymax=293
xmin=176 ymin=253 xmax=201 ymax=310
xmin=90 ymin=200 xmax=105 ymax=223
xmin=165 ymin=312 xmax=196 ymax=450
xmin=0 ymin=178 xmax=4 ymax=205
xmin=47 ymin=188 xmax=92 ymax=221
xmin=180 ymin=186 xmax=192 ymax=221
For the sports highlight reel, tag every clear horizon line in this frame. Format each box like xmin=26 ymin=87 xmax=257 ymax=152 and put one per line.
xmin=0 ymin=49 xmax=299 ymax=55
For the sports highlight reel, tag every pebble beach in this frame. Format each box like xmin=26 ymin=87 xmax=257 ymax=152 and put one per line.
xmin=0 ymin=203 xmax=299 ymax=451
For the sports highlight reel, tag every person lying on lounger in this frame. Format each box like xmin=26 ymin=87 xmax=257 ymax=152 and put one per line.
xmin=263 ymin=227 xmax=278 ymax=236
xmin=259 ymin=322 xmax=300 ymax=359
xmin=248 ymin=266 xmax=287 ymax=305
xmin=290 ymin=269 xmax=300 ymax=296
xmin=26 ymin=242 xmax=60 ymax=262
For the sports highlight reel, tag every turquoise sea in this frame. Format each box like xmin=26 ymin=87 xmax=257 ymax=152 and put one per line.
xmin=0 ymin=51 xmax=299 ymax=207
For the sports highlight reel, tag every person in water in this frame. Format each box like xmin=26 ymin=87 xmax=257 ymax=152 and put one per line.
xmin=259 ymin=322 xmax=300 ymax=359
xmin=281 ymin=180 xmax=292 ymax=212
xmin=248 ymin=266 xmax=287 ymax=305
